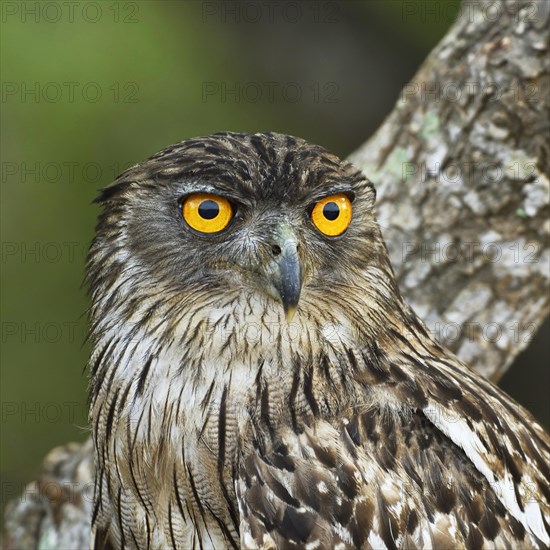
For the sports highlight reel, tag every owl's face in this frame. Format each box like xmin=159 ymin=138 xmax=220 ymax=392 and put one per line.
xmin=89 ymin=132 xmax=392 ymax=338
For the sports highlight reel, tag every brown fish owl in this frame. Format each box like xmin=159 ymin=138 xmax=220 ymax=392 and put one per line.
xmin=88 ymin=132 xmax=550 ymax=549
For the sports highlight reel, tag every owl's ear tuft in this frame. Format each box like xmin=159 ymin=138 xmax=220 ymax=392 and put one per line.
xmin=93 ymin=181 xmax=133 ymax=204
xmin=353 ymin=172 xmax=376 ymax=210
xmin=365 ymin=179 xmax=376 ymax=207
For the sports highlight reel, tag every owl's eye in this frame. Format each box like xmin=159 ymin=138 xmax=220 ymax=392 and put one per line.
xmin=182 ymin=193 xmax=233 ymax=234
xmin=311 ymin=193 xmax=352 ymax=236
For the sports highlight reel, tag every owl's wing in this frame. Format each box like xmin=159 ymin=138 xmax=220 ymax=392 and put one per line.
xmin=411 ymin=352 xmax=550 ymax=546
xmin=235 ymin=407 xmax=547 ymax=549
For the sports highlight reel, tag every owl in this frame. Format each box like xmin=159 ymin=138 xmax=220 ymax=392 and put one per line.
xmin=88 ymin=132 xmax=550 ymax=549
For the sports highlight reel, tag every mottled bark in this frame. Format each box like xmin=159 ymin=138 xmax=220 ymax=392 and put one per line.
xmin=349 ymin=0 xmax=549 ymax=381
xmin=3 ymin=0 xmax=549 ymax=547
xmin=2 ymin=441 xmax=94 ymax=550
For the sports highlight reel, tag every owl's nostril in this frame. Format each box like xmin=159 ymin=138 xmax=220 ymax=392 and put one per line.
xmin=271 ymin=244 xmax=282 ymax=256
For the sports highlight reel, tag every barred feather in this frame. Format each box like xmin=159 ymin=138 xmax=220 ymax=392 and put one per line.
xmin=88 ymin=132 xmax=549 ymax=549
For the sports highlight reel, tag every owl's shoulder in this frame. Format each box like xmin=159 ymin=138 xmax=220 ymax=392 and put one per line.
xmin=236 ymin=405 xmax=542 ymax=549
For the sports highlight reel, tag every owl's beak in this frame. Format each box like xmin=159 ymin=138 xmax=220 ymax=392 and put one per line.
xmin=277 ymin=242 xmax=302 ymax=322
xmin=266 ymin=229 xmax=302 ymax=322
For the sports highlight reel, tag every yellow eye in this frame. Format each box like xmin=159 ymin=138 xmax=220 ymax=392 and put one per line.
xmin=311 ymin=194 xmax=352 ymax=236
xmin=182 ymin=193 xmax=233 ymax=234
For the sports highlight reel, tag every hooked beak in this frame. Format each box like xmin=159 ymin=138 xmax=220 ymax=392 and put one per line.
xmin=264 ymin=227 xmax=302 ymax=322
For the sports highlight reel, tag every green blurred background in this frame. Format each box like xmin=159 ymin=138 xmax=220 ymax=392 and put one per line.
xmin=2 ymin=0 xmax=548 ymax=521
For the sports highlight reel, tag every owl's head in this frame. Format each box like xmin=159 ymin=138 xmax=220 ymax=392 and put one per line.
xmin=87 ymin=132 xmax=399 ymax=344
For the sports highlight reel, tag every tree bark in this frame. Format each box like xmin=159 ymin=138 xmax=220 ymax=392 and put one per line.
xmin=349 ymin=0 xmax=549 ymax=381
xmin=3 ymin=0 xmax=548 ymax=547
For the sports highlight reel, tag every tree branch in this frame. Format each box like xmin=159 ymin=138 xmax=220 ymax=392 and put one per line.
xmin=3 ymin=0 xmax=548 ymax=546
xmin=349 ymin=0 xmax=549 ymax=381
xmin=2 ymin=441 xmax=94 ymax=550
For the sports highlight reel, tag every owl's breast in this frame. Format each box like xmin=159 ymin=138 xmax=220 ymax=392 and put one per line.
xmin=92 ymin=291 xmax=358 ymax=548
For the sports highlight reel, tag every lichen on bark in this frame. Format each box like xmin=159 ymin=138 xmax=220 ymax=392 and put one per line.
xmin=349 ymin=0 xmax=549 ymax=381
